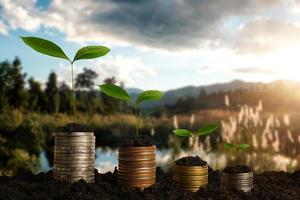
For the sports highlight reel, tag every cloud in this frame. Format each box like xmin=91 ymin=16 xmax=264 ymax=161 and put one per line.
xmin=0 ymin=0 xmax=42 ymax=32
xmin=235 ymin=18 xmax=300 ymax=54
xmin=233 ymin=67 xmax=278 ymax=75
xmin=0 ymin=0 xmax=286 ymax=51
xmin=56 ymin=55 xmax=156 ymax=87
xmin=0 ymin=20 xmax=7 ymax=35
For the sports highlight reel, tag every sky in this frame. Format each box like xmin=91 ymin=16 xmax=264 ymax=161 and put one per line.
xmin=1 ymin=0 xmax=300 ymax=90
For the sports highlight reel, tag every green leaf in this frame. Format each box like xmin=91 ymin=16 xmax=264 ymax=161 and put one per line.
xmin=135 ymin=90 xmax=164 ymax=105
xmin=73 ymin=46 xmax=110 ymax=62
xmin=20 ymin=36 xmax=70 ymax=61
xmin=196 ymin=124 xmax=218 ymax=136
xmin=237 ymin=144 xmax=250 ymax=150
xmin=224 ymin=142 xmax=235 ymax=150
xmin=173 ymin=129 xmax=192 ymax=137
xmin=99 ymin=84 xmax=131 ymax=101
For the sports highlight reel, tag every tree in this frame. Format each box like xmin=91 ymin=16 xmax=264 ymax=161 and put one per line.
xmin=75 ymin=68 xmax=98 ymax=90
xmin=198 ymin=88 xmax=207 ymax=98
xmin=0 ymin=60 xmax=10 ymax=111
xmin=28 ymin=77 xmax=45 ymax=112
xmin=7 ymin=57 xmax=28 ymax=109
xmin=59 ymin=82 xmax=72 ymax=113
xmin=100 ymin=77 xmax=122 ymax=113
xmin=45 ymin=72 xmax=59 ymax=113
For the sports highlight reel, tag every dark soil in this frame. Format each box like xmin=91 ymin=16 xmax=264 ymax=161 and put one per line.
xmin=0 ymin=167 xmax=300 ymax=200
xmin=223 ymin=165 xmax=252 ymax=174
xmin=119 ymin=135 xmax=154 ymax=147
xmin=175 ymin=156 xmax=207 ymax=166
xmin=55 ymin=123 xmax=94 ymax=133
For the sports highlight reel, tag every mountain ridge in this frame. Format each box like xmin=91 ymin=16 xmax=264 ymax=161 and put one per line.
xmin=125 ymin=79 xmax=300 ymax=107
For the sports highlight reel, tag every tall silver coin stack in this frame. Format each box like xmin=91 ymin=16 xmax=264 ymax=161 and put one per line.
xmin=53 ymin=132 xmax=95 ymax=183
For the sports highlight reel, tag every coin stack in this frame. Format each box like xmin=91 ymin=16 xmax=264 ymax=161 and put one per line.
xmin=221 ymin=171 xmax=253 ymax=192
xmin=173 ymin=164 xmax=208 ymax=192
xmin=53 ymin=132 xmax=95 ymax=183
xmin=118 ymin=146 xmax=156 ymax=189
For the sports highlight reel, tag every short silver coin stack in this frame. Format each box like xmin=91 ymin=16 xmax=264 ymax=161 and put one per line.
xmin=222 ymin=171 xmax=253 ymax=192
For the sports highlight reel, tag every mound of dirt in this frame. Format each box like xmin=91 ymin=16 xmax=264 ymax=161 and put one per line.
xmin=175 ymin=156 xmax=207 ymax=166
xmin=55 ymin=123 xmax=93 ymax=133
xmin=223 ymin=165 xmax=252 ymax=174
xmin=119 ymin=135 xmax=154 ymax=147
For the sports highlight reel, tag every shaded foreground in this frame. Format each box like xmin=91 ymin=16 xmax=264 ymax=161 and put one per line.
xmin=0 ymin=167 xmax=299 ymax=200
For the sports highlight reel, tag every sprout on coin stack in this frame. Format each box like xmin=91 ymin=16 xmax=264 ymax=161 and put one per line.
xmin=222 ymin=143 xmax=253 ymax=192
xmin=21 ymin=36 xmax=110 ymax=183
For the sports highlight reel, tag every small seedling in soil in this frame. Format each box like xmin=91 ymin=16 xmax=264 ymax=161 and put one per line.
xmin=99 ymin=84 xmax=163 ymax=144
xmin=223 ymin=142 xmax=251 ymax=173
xmin=20 ymin=37 xmax=110 ymax=129
xmin=173 ymin=124 xmax=218 ymax=166
xmin=173 ymin=124 xmax=218 ymax=155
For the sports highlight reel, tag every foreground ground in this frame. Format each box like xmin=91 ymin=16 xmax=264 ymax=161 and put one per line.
xmin=0 ymin=166 xmax=299 ymax=200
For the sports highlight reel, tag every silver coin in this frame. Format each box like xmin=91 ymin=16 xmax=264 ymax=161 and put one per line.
xmin=53 ymin=174 xmax=94 ymax=178
xmin=54 ymin=170 xmax=94 ymax=175
xmin=54 ymin=172 xmax=94 ymax=177
xmin=53 ymin=132 xmax=94 ymax=137
xmin=222 ymin=172 xmax=253 ymax=178
xmin=55 ymin=141 xmax=95 ymax=145
xmin=55 ymin=134 xmax=95 ymax=138
xmin=54 ymin=145 xmax=95 ymax=149
xmin=54 ymin=171 xmax=94 ymax=175
xmin=55 ymin=138 xmax=95 ymax=142
xmin=55 ymin=135 xmax=95 ymax=139
xmin=54 ymin=145 xmax=95 ymax=148
xmin=54 ymin=166 xmax=94 ymax=171
xmin=54 ymin=163 xmax=95 ymax=168
xmin=54 ymin=156 xmax=95 ymax=162
xmin=54 ymin=160 xmax=95 ymax=164
xmin=54 ymin=152 xmax=95 ymax=155
xmin=55 ymin=142 xmax=95 ymax=146
xmin=54 ymin=148 xmax=95 ymax=153
xmin=54 ymin=159 xmax=94 ymax=163
xmin=54 ymin=155 xmax=95 ymax=159
xmin=54 ymin=148 xmax=95 ymax=152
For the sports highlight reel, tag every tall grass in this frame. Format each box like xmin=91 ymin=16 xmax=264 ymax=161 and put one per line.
xmin=167 ymin=96 xmax=299 ymax=172
xmin=1 ymin=94 xmax=300 ymax=174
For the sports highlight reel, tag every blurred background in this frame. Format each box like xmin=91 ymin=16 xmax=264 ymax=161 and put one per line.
xmin=1 ymin=0 xmax=300 ymax=175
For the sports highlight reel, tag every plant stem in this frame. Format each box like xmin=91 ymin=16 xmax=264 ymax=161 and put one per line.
xmin=71 ymin=62 xmax=76 ymax=124
xmin=134 ymin=104 xmax=138 ymax=136
xmin=191 ymin=134 xmax=195 ymax=156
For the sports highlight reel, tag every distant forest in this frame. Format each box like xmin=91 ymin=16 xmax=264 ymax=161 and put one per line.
xmin=0 ymin=57 xmax=131 ymax=115
xmin=1 ymin=57 xmax=300 ymax=116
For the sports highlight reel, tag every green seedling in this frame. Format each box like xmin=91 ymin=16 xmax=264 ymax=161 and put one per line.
xmin=173 ymin=124 xmax=218 ymax=155
xmin=99 ymin=84 xmax=164 ymax=136
xmin=20 ymin=36 xmax=110 ymax=124
xmin=224 ymin=142 xmax=250 ymax=165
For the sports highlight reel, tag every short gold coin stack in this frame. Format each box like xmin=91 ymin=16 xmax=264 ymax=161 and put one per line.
xmin=174 ymin=164 xmax=208 ymax=192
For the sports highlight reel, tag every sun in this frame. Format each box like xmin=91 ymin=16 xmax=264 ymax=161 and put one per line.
xmin=267 ymin=44 xmax=300 ymax=81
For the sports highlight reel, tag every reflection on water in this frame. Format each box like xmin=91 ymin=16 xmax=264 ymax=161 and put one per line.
xmin=39 ymin=147 xmax=299 ymax=173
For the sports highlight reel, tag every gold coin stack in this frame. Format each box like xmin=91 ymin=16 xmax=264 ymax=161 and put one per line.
xmin=174 ymin=164 xmax=208 ymax=192
xmin=222 ymin=171 xmax=253 ymax=192
xmin=118 ymin=146 xmax=156 ymax=189
xmin=53 ymin=132 xmax=95 ymax=183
